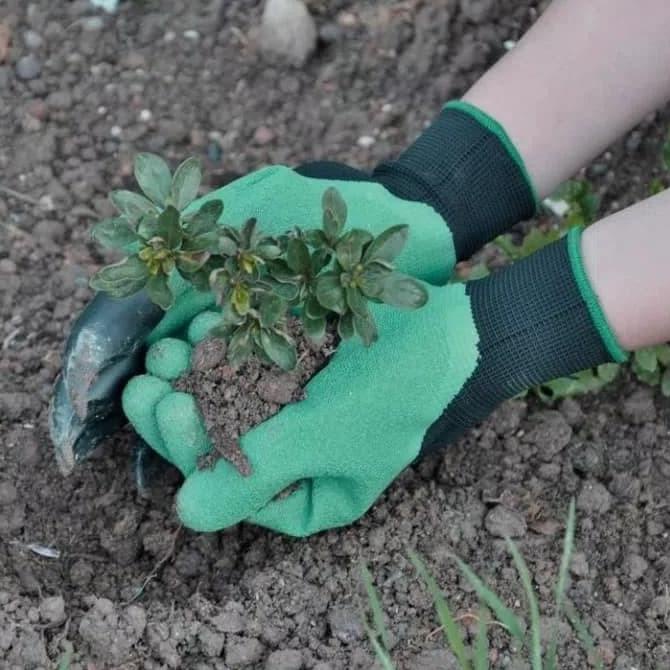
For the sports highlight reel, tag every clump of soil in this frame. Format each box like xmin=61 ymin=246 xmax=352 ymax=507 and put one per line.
xmin=174 ymin=318 xmax=337 ymax=475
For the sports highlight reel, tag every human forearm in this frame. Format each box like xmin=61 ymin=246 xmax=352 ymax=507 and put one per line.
xmin=582 ymin=188 xmax=670 ymax=350
xmin=464 ymin=0 xmax=670 ymax=198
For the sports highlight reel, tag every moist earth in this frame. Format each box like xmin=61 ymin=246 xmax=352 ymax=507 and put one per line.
xmin=1 ymin=1 xmax=670 ymax=669
xmin=175 ymin=320 xmax=337 ymax=475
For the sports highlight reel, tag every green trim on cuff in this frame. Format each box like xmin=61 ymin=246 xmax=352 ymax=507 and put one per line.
xmin=567 ymin=226 xmax=628 ymax=363
xmin=444 ymin=100 xmax=540 ymax=211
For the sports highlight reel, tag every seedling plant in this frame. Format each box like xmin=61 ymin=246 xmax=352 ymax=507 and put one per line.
xmin=90 ymin=153 xmax=428 ymax=371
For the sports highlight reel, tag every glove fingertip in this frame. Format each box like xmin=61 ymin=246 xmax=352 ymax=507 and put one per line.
xmin=122 ymin=374 xmax=172 ymax=459
xmin=146 ymin=338 xmax=192 ymax=380
xmin=155 ymin=391 xmax=210 ymax=476
xmin=187 ymin=311 xmax=223 ymax=345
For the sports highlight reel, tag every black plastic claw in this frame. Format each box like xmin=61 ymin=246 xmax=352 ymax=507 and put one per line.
xmin=49 ymin=291 xmax=163 ymax=474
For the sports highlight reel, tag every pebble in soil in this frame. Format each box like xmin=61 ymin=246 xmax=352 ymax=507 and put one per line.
xmin=174 ymin=319 xmax=337 ymax=475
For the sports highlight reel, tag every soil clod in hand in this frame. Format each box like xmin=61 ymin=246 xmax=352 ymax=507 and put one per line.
xmin=175 ymin=318 xmax=336 ymax=476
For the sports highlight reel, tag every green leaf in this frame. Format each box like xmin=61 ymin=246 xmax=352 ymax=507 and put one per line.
xmin=232 ymin=283 xmax=251 ymax=315
xmin=228 ymin=325 xmax=253 ymax=366
xmin=305 ymin=295 xmax=328 ymax=320
xmin=260 ymin=328 xmax=297 ymax=370
xmin=346 ymin=286 xmax=368 ymax=317
xmin=257 ymin=242 xmax=283 ymax=260
xmin=363 ymin=224 xmax=409 ymax=264
xmin=452 ymin=556 xmax=525 ymax=642
xmin=361 ymin=564 xmax=391 ymax=651
xmin=91 ymin=218 xmax=139 ymax=249
xmin=409 ymin=553 xmax=471 ymax=670
xmin=110 ymin=190 xmax=155 ymax=223
xmin=176 ymin=251 xmax=210 ymax=274
xmin=338 ymin=312 xmax=355 ymax=339
xmin=655 ymin=343 xmax=670 ymax=366
xmin=634 ymin=347 xmax=658 ymax=374
xmin=134 ymin=153 xmax=172 ymax=206
xmin=380 ymin=274 xmax=428 ymax=309
xmin=286 ymin=238 xmax=311 ymax=275
xmin=304 ymin=229 xmax=327 ymax=248
xmin=187 ymin=200 xmax=223 ymax=236
xmin=137 ymin=212 xmax=159 ymax=240
xmin=359 ymin=265 xmax=392 ymax=299
xmin=322 ymin=187 xmax=347 ymax=239
xmin=259 ymin=293 xmax=286 ymax=328
xmin=311 ymin=248 xmax=332 ymax=275
xmin=89 ymin=255 xmax=150 ymax=298
xmin=146 ymin=273 xmax=174 ymax=310
xmin=219 ymin=234 xmax=239 ymax=257
xmin=263 ymin=278 xmax=300 ymax=301
xmin=662 ymin=369 xmax=670 ymax=397
xmin=596 ymin=362 xmax=620 ymax=383
xmin=565 ymin=602 xmax=603 ymax=670
xmin=473 ymin=611 xmax=489 ymax=670
xmin=240 ymin=218 xmax=258 ymax=249
xmin=182 ymin=232 xmax=218 ymax=253
xmin=336 ymin=229 xmax=373 ymax=271
xmin=353 ymin=312 xmax=378 ymax=346
xmin=266 ymin=259 xmax=298 ymax=283
xmin=546 ymin=500 xmax=576 ymax=669
xmin=506 ymin=539 xmax=542 ymax=670
xmin=304 ymin=315 xmax=326 ymax=343
xmin=156 ymin=206 xmax=182 ymax=249
xmin=171 ymin=157 xmax=202 ymax=211
xmin=663 ymin=138 xmax=670 ymax=171
xmin=315 ymin=273 xmax=346 ymax=315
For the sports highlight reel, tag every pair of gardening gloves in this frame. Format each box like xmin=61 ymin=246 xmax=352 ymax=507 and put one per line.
xmin=57 ymin=102 xmax=628 ymax=536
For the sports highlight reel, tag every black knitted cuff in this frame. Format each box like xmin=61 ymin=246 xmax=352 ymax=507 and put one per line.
xmin=373 ymin=102 xmax=537 ymax=261
xmin=421 ymin=232 xmax=616 ymax=454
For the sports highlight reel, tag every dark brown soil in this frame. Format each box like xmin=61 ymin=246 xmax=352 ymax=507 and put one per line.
xmin=175 ymin=320 xmax=337 ymax=475
xmin=2 ymin=1 xmax=670 ymax=669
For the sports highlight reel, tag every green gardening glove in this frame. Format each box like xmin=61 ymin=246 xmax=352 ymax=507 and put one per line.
xmin=123 ymin=229 xmax=626 ymax=536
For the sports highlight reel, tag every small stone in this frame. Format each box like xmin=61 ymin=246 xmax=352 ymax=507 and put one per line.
xmin=23 ymin=29 xmax=44 ymax=50
xmin=192 ymin=338 xmax=227 ymax=372
xmin=257 ymin=374 xmax=299 ymax=405
xmin=82 ymin=17 xmax=105 ymax=32
xmin=484 ymin=505 xmax=527 ymax=538
xmin=46 ymin=90 xmax=72 ymax=110
xmin=319 ymin=23 xmax=341 ymax=43
xmin=357 ymin=135 xmax=375 ymax=148
xmin=16 ymin=54 xmax=42 ymax=80
xmin=523 ymin=410 xmax=572 ymax=459
xmin=459 ymin=0 xmax=495 ymax=23
xmin=621 ymin=388 xmax=656 ymax=424
xmin=0 ymin=258 xmax=17 ymax=274
xmin=572 ymin=443 xmax=608 ymax=478
xmin=577 ymin=480 xmax=612 ymax=514
xmin=183 ymin=29 xmax=200 ymax=41
xmin=110 ymin=125 xmax=122 ymax=137
xmin=253 ymin=125 xmax=276 ymax=145
xmin=625 ymin=554 xmax=648 ymax=581
xmin=225 ymin=637 xmax=265 ymax=667
xmin=570 ymin=551 xmax=589 ymax=577
xmin=39 ymin=595 xmax=65 ymax=624
xmin=198 ymin=625 xmax=224 ymax=657
xmin=0 ymin=481 xmax=17 ymax=505
xmin=266 ymin=649 xmax=304 ymax=670
xmin=164 ymin=30 xmax=177 ymax=42
xmin=139 ymin=109 xmax=152 ymax=122
xmin=260 ymin=0 xmax=317 ymax=67
xmin=212 ymin=608 xmax=246 ymax=634
xmin=327 ymin=606 xmax=364 ymax=643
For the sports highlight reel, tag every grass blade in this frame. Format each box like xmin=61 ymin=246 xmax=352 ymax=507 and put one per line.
xmin=361 ymin=564 xmax=391 ymax=650
xmin=565 ymin=601 xmax=603 ymax=670
xmin=57 ymin=642 xmax=74 ymax=670
xmin=409 ymin=552 xmax=471 ymax=670
xmin=364 ymin=622 xmax=396 ymax=670
xmin=473 ymin=608 xmax=489 ymax=670
xmin=452 ymin=556 xmax=525 ymax=642
xmin=546 ymin=499 xmax=576 ymax=669
xmin=506 ymin=539 xmax=542 ymax=670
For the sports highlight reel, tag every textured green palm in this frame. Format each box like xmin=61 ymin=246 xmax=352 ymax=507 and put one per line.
xmin=123 ymin=283 xmax=479 ymax=536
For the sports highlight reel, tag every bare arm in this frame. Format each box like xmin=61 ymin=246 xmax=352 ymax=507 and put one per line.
xmin=464 ymin=0 xmax=670 ymax=198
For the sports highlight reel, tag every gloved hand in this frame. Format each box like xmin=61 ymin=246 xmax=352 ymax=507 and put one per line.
xmin=50 ymin=101 xmax=538 ymax=472
xmin=123 ymin=228 xmax=626 ymax=536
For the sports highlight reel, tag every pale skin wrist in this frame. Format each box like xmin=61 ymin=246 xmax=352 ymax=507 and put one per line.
xmin=463 ymin=0 xmax=670 ymax=199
